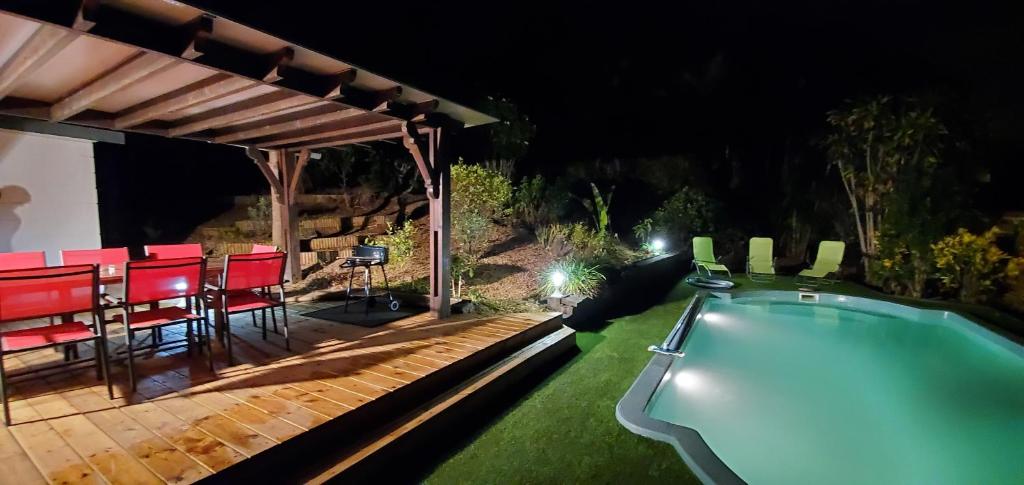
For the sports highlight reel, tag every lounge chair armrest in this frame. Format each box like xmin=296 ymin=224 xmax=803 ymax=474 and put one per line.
xmin=205 ymin=283 xmax=223 ymax=292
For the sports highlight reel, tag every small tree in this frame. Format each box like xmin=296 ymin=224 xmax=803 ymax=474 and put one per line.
xmin=449 ymin=163 xmax=512 ymax=292
xmin=247 ymin=196 xmax=272 ymax=237
xmin=649 ymin=187 xmax=718 ymax=246
xmin=823 ymin=96 xmax=947 ymax=280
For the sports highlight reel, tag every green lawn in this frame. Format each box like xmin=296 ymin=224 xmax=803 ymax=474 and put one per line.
xmin=425 ymin=278 xmax=701 ymax=484
xmin=423 ymin=274 xmax=1023 ymax=484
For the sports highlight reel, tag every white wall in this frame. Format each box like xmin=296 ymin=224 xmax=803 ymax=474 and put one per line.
xmin=0 ymin=129 xmax=101 ymax=265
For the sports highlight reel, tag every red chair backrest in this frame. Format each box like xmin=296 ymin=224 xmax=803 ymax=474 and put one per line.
xmin=145 ymin=243 xmax=202 ymax=260
xmin=251 ymin=244 xmax=278 ymax=254
xmin=61 ymin=247 xmax=130 ymax=267
xmin=124 ymin=257 xmax=205 ymax=305
xmin=224 ymin=252 xmax=286 ymax=291
xmin=0 ymin=264 xmax=98 ymax=322
xmin=0 ymin=251 xmax=46 ymax=270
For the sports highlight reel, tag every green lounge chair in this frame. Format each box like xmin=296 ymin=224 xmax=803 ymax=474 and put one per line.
xmin=798 ymin=240 xmax=845 ymax=284
xmin=747 ymin=237 xmax=776 ymax=281
xmin=692 ymin=236 xmax=731 ymax=278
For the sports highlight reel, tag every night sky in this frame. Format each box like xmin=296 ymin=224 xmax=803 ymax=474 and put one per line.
xmin=98 ymin=0 xmax=1024 ymax=245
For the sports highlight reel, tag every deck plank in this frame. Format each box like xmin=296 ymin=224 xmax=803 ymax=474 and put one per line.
xmin=0 ymin=310 xmax=557 ymax=484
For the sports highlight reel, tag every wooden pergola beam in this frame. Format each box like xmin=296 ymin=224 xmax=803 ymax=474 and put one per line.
xmin=336 ymin=85 xmax=403 ymax=111
xmin=0 ymin=25 xmax=76 ymax=100
xmin=287 ymin=126 xmax=428 ymax=151
xmin=254 ymin=119 xmax=400 ymax=148
xmin=113 ymin=73 xmax=255 ymax=129
xmin=50 ymin=51 xmax=176 ymax=121
xmin=213 ymin=107 xmax=361 ymax=144
xmin=166 ymin=92 xmax=316 ymax=136
xmin=274 ymin=67 xmax=357 ymax=99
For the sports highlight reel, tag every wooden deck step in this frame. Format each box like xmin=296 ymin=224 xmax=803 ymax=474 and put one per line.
xmin=302 ymin=326 xmax=577 ymax=484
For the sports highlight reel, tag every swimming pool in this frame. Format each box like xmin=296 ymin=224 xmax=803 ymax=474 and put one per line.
xmin=616 ymin=291 xmax=1024 ymax=484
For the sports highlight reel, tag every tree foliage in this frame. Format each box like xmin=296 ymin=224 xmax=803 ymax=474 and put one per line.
xmin=823 ymin=96 xmax=947 ymax=280
xmin=449 ymin=163 xmax=513 ymax=293
xmin=482 ymin=96 xmax=536 ymax=162
xmin=932 ymin=228 xmax=1023 ymax=303
xmin=647 ymin=187 xmax=718 ymax=246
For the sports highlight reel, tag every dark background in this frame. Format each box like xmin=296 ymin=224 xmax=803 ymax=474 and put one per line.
xmin=96 ymin=0 xmax=1024 ymax=247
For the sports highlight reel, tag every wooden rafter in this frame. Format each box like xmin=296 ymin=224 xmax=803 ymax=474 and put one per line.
xmin=113 ymin=73 xmax=255 ymax=129
xmin=166 ymin=91 xmax=317 ymax=136
xmin=50 ymin=51 xmax=176 ymax=121
xmin=254 ymin=119 xmax=400 ymax=148
xmin=275 ymin=67 xmax=357 ymax=99
xmin=0 ymin=25 xmax=75 ymax=99
xmin=213 ymin=107 xmax=361 ymax=144
xmin=287 ymin=127 xmax=427 ymax=151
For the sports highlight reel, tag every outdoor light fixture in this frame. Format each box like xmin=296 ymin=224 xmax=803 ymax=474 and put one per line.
xmin=550 ymin=270 xmax=567 ymax=298
xmin=651 ymin=238 xmax=666 ymax=253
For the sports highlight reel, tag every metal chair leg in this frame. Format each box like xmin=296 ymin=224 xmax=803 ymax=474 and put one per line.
xmin=125 ymin=329 xmax=136 ymax=392
xmin=204 ymin=317 xmax=214 ymax=371
xmin=271 ymin=307 xmax=278 ymax=334
xmin=261 ymin=306 xmax=268 ymax=341
xmin=96 ymin=335 xmax=113 ymax=399
xmin=0 ymin=353 xmax=9 ymax=426
xmin=185 ymin=320 xmax=193 ymax=357
xmin=224 ymin=312 xmax=234 ymax=366
xmin=281 ymin=304 xmax=290 ymax=351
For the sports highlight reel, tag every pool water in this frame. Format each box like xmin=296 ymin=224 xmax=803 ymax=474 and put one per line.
xmin=645 ymin=295 xmax=1024 ymax=484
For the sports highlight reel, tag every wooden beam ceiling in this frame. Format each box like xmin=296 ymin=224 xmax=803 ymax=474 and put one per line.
xmin=286 ymin=126 xmax=429 ymax=151
xmin=50 ymin=51 xmax=176 ymax=121
xmin=254 ymin=119 xmax=401 ymax=148
xmin=166 ymin=91 xmax=316 ymax=136
xmin=0 ymin=25 xmax=75 ymax=99
xmin=213 ymin=106 xmax=362 ymax=144
xmin=113 ymin=73 xmax=255 ymax=129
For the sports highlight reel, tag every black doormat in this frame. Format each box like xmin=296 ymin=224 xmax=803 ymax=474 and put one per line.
xmin=302 ymin=299 xmax=427 ymax=328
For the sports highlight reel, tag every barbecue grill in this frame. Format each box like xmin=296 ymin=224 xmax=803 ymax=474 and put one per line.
xmin=341 ymin=245 xmax=400 ymax=313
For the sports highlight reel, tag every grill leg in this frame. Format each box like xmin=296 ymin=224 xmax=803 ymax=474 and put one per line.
xmin=363 ymin=266 xmax=371 ymax=315
xmin=344 ymin=264 xmax=356 ymax=313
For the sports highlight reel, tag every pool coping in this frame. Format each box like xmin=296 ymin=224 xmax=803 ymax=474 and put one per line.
xmin=615 ymin=291 xmax=746 ymax=485
xmin=615 ymin=287 xmax=1024 ymax=484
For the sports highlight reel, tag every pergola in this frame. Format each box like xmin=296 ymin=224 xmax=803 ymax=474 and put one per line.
xmin=0 ymin=0 xmax=497 ymax=318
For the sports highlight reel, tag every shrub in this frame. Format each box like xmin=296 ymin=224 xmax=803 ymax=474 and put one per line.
xmin=649 ymin=187 xmax=718 ymax=245
xmin=632 ymin=217 xmax=654 ymax=244
xmin=537 ymin=223 xmax=572 ymax=257
xmin=365 ymin=220 xmax=416 ymax=272
xmin=538 ymin=259 xmax=606 ymax=298
xmin=449 ymin=163 xmax=513 ymax=295
xmin=450 ymin=162 xmax=513 ymax=220
xmin=246 ymin=196 xmax=272 ymax=236
xmin=932 ymin=227 xmax=1023 ymax=303
xmin=511 ymin=175 xmax=569 ymax=229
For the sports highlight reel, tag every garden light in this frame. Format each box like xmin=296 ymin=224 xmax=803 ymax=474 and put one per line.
xmin=651 ymin=238 xmax=666 ymax=253
xmin=550 ymin=270 xmax=567 ymax=297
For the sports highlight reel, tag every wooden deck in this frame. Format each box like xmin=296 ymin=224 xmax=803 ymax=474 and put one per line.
xmin=0 ymin=302 xmax=561 ymax=484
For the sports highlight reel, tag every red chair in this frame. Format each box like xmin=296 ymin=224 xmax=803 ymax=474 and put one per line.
xmin=251 ymin=244 xmax=278 ymax=254
xmin=0 ymin=251 xmax=46 ymax=270
xmin=144 ymin=244 xmax=203 ymax=260
xmin=110 ymin=257 xmax=211 ymax=390
xmin=211 ymin=252 xmax=289 ymax=364
xmin=0 ymin=264 xmax=112 ymax=424
xmin=60 ymin=247 xmax=130 ymax=270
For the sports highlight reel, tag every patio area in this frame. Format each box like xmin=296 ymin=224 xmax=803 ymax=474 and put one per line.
xmin=0 ymin=302 xmax=560 ymax=484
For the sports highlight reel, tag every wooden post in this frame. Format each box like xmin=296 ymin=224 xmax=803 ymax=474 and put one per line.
xmin=429 ymin=128 xmax=452 ymax=318
xmin=246 ymin=147 xmax=306 ymax=282
xmin=402 ymin=122 xmax=452 ymax=318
